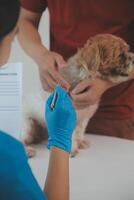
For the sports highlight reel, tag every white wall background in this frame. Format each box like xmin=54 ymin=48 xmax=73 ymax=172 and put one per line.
xmin=9 ymin=10 xmax=50 ymax=96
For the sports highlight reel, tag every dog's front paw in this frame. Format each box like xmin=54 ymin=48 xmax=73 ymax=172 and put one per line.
xmin=25 ymin=146 xmax=36 ymax=158
xmin=78 ymin=139 xmax=90 ymax=149
xmin=71 ymin=148 xmax=79 ymax=157
xmin=71 ymin=140 xmax=79 ymax=157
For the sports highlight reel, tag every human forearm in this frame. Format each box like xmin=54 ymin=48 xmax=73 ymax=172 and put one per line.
xmin=44 ymin=86 xmax=76 ymax=200
xmin=18 ymin=9 xmax=48 ymax=65
xmin=44 ymin=147 xmax=69 ymax=200
xmin=18 ymin=9 xmax=69 ymax=92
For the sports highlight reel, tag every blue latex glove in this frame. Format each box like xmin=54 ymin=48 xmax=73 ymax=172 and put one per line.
xmin=0 ymin=131 xmax=46 ymax=200
xmin=45 ymin=85 xmax=77 ymax=153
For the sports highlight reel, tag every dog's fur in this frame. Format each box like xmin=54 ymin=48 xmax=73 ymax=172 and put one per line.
xmin=23 ymin=34 xmax=134 ymax=157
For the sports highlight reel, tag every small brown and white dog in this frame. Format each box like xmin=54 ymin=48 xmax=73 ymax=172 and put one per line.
xmin=23 ymin=34 xmax=134 ymax=157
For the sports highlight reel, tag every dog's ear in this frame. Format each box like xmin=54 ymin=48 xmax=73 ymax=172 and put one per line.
xmin=99 ymin=43 xmax=115 ymax=68
xmin=99 ymin=46 xmax=109 ymax=63
xmin=88 ymin=43 xmax=100 ymax=70
xmin=79 ymin=42 xmax=101 ymax=71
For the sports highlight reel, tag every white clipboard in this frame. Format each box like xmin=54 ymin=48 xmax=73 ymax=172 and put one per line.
xmin=0 ymin=63 xmax=22 ymax=140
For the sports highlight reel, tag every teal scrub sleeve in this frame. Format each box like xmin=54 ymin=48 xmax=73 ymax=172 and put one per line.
xmin=0 ymin=131 xmax=47 ymax=200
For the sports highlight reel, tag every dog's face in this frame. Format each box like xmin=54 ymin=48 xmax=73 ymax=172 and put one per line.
xmin=60 ymin=34 xmax=134 ymax=88
xmin=107 ymin=51 xmax=134 ymax=83
xmin=90 ymin=34 xmax=134 ymax=83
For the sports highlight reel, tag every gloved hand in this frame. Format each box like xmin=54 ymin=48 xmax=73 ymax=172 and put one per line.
xmin=45 ymin=85 xmax=77 ymax=153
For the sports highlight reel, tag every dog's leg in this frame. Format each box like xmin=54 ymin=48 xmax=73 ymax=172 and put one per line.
xmin=77 ymin=118 xmax=90 ymax=150
xmin=71 ymin=103 xmax=99 ymax=157
xmin=22 ymin=117 xmax=48 ymax=158
xmin=71 ymin=120 xmax=89 ymax=157
xmin=71 ymin=117 xmax=90 ymax=157
xmin=22 ymin=118 xmax=38 ymax=158
xmin=23 ymin=118 xmax=47 ymax=145
xmin=71 ymin=129 xmax=80 ymax=157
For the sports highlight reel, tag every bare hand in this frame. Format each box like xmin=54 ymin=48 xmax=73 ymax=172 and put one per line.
xmin=71 ymin=78 xmax=113 ymax=110
xmin=37 ymin=49 xmax=70 ymax=92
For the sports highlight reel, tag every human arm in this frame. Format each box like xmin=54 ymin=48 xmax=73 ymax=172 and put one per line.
xmin=71 ymin=74 xmax=134 ymax=110
xmin=44 ymin=147 xmax=69 ymax=200
xmin=44 ymin=85 xmax=77 ymax=200
xmin=18 ymin=8 xmax=70 ymax=91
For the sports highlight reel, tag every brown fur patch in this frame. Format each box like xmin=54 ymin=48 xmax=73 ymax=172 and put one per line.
xmin=24 ymin=118 xmax=48 ymax=145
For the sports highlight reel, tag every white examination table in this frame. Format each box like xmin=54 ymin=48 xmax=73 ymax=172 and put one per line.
xmin=29 ymin=134 xmax=134 ymax=200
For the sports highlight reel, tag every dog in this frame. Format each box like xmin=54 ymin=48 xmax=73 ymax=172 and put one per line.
xmin=23 ymin=34 xmax=134 ymax=157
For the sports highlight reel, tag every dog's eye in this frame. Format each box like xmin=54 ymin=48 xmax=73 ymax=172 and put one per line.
xmin=110 ymin=67 xmax=128 ymax=76
xmin=110 ymin=67 xmax=121 ymax=75
xmin=119 ymin=73 xmax=128 ymax=77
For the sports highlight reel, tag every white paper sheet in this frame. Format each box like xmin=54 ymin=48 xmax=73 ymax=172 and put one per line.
xmin=0 ymin=63 xmax=22 ymax=140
